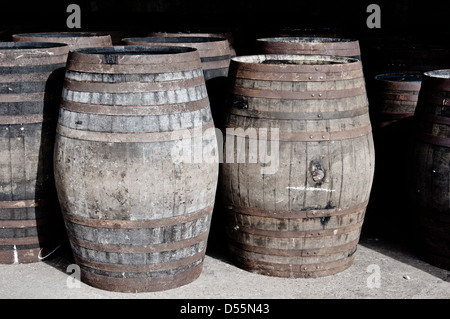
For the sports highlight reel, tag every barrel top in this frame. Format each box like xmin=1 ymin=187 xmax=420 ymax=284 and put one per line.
xmin=72 ymin=45 xmax=198 ymax=55
xmin=231 ymin=54 xmax=361 ymax=73
xmin=0 ymin=42 xmax=69 ymax=64
xmin=375 ymin=73 xmax=423 ymax=82
xmin=257 ymin=37 xmax=358 ymax=43
xmin=66 ymin=45 xmax=202 ymax=72
xmin=0 ymin=41 xmax=68 ymax=50
xmin=13 ymin=32 xmax=111 ymax=38
xmin=123 ymin=36 xmax=227 ymax=44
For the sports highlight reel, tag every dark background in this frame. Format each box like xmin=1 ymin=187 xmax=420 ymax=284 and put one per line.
xmin=0 ymin=0 xmax=448 ymax=52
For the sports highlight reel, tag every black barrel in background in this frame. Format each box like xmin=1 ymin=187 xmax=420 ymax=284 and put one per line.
xmin=0 ymin=42 xmax=69 ymax=264
xmin=409 ymin=69 xmax=450 ymax=270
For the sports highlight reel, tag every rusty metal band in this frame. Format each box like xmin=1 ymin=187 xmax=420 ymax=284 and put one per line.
xmin=230 ymin=219 xmax=363 ymax=239
xmin=229 ymin=238 xmax=359 ymax=258
xmin=0 ymin=247 xmax=43 ymax=264
xmin=417 ymin=133 xmax=450 ymax=148
xmin=0 ymin=92 xmax=45 ymax=103
xmin=228 ymin=106 xmax=368 ymax=121
xmin=62 ymin=204 xmax=213 ymax=229
xmin=225 ymin=123 xmax=372 ymax=142
xmin=232 ymin=85 xmax=366 ymax=100
xmin=229 ymin=244 xmax=356 ymax=275
xmin=0 ymin=218 xmax=49 ymax=229
xmin=0 ymin=199 xmax=48 ymax=209
xmin=225 ymin=200 xmax=369 ymax=219
xmin=381 ymin=93 xmax=419 ymax=102
xmin=63 ymin=75 xmax=206 ymax=93
xmin=378 ymin=81 xmax=422 ymax=92
xmin=0 ymin=55 xmax=68 ymax=67
xmin=73 ymin=247 xmax=206 ymax=273
xmin=231 ymin=58 xmax=363 ymax=74
xmin=67 ymin=59 xmax=202 ymax=74
xmin=231 ymin=68 xmax=363 ymax=82
xmin=60 ymin=96 xmax=210 ymax=116
xmin=420 ymin=113 xmax=450 ymax=126
xmin=79 ymin=260 xmax=203 ymax=292
xmin=0 ymin=113 xmax=52 ymax=125
xmin=421 ymin=95 xmax=450 ymax=107
xmin=0 ymin=235 xmax=45 ymax=245
xmin=200 ymin=54 xmax=231 ymax=62
xmin=0 ymin=72 xmax=54 ymax=83
xmin=56 ymin=120 xmax=214 ymax=143
xmin=68 ymin=48 xmax=200 ymax=65
xmin=201 ymin=59 xmax=230 ymax=70
xmin=68 ymin=230 xmax=209 ymax=255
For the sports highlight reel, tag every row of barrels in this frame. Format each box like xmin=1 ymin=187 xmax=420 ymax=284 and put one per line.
xmin=0 ymin=31 xmax=449 ymax=292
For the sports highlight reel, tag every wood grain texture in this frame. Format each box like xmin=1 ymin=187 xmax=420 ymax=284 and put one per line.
xmin=54 ymin=46 xmax=219 ymax=292
xmin=0 ymin=42 xmax=69 ymax=264
xmin=221 ymin=54 xmax=375 ymax=278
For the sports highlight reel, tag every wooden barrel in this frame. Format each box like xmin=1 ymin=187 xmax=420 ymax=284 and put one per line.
xmin=221 ymin=54 xmax=375 ymax=278
xmin=0 ymin=42 xmax=69 ymax=264
xmin=257 ymin=37 xmax=361 ymax=59
xmin=122 ymin=36 xmax=231 ymax=81
xmin=410 ymin=69 xmax=450 ymax=270
xmin=53 ymin=46 xmax=219 ymax=292
xmin=12 ymin=32 xmax=112 ymax=50
xmin=148 ymin=31 xmax=237 ymax=57
xmin=374 ymin=73 xmax=422 ymax=127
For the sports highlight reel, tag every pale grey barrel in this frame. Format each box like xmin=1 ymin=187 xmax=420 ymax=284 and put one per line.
xmin=54 ymin=46 xmax=219 ymax=292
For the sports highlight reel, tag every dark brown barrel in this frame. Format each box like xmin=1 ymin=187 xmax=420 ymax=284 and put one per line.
xmin=221 ymin=54 xmax=375 ymax=278
xmin=257 ymin=37 xmax=361 ymax=59
xmin=12 ymin=32 xmax=113 ymax=50
xmin=122 ymin=37 xmax=231 ymax=81
xmin=410 ymin=69 xmax=450 ymax=270
xmin=53 ymin=46 xmax=219 ymax=292
xmin=0 ymin=42 xmax=69 ymax=264
xmin=148 ymin=31 xmax=237 ymax=57
xmin=374 ymin=73 xmax=422 ymax=127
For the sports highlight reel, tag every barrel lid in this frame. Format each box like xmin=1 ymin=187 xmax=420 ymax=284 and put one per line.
xmin=0 ymin=41 xmax=69 ymax=64
xmin=231 ymin=54 xmax=361 ymax=73
xmin=13 ymin=32 xmax=111 ymax=38
xmin=257 ymin=37 xmax=358 ymax=43
xmin=66 ymin=45 xmax=202 ymax=73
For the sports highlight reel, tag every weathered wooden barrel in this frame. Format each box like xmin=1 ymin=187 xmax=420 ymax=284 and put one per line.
xmin=148 ymin=31 xmax=237 ymax=57
xmin=12 ymin=32 xmax=113 ymax=50
xmin=409 ymin=69 xmax=450 ymax=270
xmin=374 ymin=73 xmax=422 ymax=127
xmin=221 ymin=54 xmax=375 ymax=278
xmin=53 ymin=46 xmax=219 ymax=292
xmin=0 ymin=42 xmax=69 ymax=264
xmin=122 ymin=36 xmax=231 ymax=81
xmin=257 ymin=37 xmax=361 ymax=59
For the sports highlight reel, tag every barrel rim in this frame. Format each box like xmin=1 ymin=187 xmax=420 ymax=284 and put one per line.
xmin=0 ymin=41 xmax=68 ymax=50
xmin=230 ymin=54 xmax=360 ymax=73
xmin=257 ymin=36 xmax=359 ymax=43
xmin=375 ymin=72 xmax=423 ymax=84
xmin=71 ymin=45 xmax=198 ymax=55
xmin=13 ymin=31 xmax=112 ymax=38
xmin=122 ymin=36 xmax=228 ymax=44
xmin=424 ymin=69 xmax=450 ymax=79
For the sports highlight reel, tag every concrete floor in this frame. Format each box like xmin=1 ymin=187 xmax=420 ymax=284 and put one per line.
xmin=1 ymin=221 xmax=450 ymax=300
